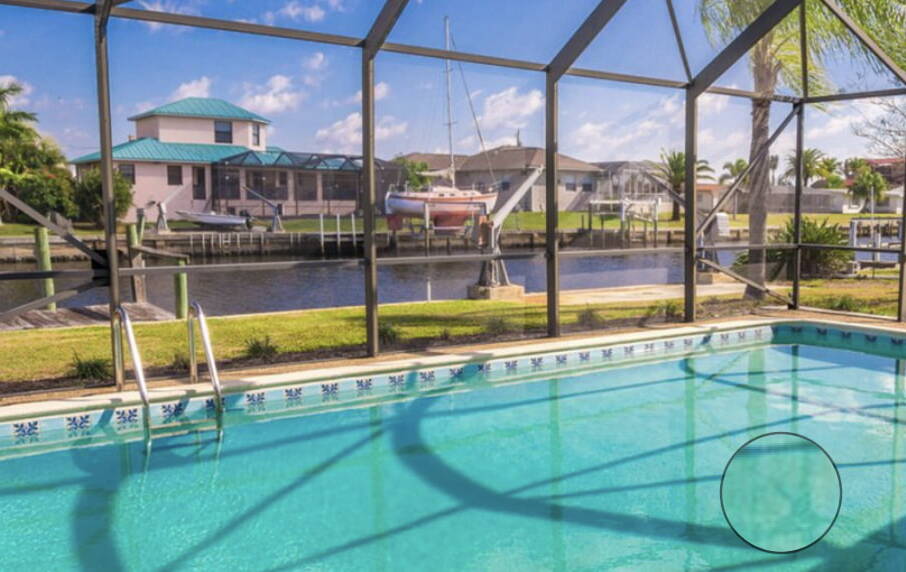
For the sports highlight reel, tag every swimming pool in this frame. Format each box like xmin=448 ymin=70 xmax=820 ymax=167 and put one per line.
xmin=1 ymin=321 xmax=904 ymax=570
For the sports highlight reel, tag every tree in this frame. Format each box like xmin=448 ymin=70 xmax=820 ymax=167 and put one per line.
xmin=654 ymin=149 xmax=714 ymax=221
xmin=73 ymin=168 xmax=134 ymax=226
xmin=853 ymin=98 xmax=905 ymax=158
xmin=848 ymin=168 xmax=888 ymax=206
xmin=719 ymin=158 xmax=749 ymax=184
xmin=769 ymin=154 xmax=779 ymax=184
xmin=0 ymin=80 xmax=74 ymax=223
xmin=783 ymin=148 xmax=824 ymax=186
xmin=844 ymin=157 xmax=871 ymax=179
xmin=701 ymin=1 xmax=906 ymax=298
xmin=392 ymin=157 xmax=432 ymax=190
xmin=12 ymin=167 xmax=76 ymax=222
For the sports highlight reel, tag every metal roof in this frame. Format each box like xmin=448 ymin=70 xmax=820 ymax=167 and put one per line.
xmin=215 ymin=150 xmax=394 ymax=172
xmin=70 ymin=138 xmax=254 ymax=164
xmin=127 ymin=97 xmax=271 ymax=124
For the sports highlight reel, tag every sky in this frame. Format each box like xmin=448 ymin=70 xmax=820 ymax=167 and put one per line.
xmin=0 ymin=0 xmax=902 ymax=175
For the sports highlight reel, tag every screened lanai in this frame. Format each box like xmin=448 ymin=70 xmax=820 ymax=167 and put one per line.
xmin=0 ymin=0 xmax=904 ymax=390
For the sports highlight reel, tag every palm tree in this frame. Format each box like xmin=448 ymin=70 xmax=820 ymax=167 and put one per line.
xmin=817 ymin=156 xmax=840 ymax=178
xmin=654 ymin=149 xmax=715 ymax=221
xmin=769 ymin=154 xmax=779 ymax=185
xmin=843 ymin=157 xmax=870 ymax=179
xmin=700 ymin=1 xmax=906 ymax=298
xmin=719 ymin=158 xmax=749 ymax=184
xmin=849 ymin=168 xmax=888 ymax=206
xmin=783 ymin=148 xmax=823 ymax=187
xmin=0 ymin=83 xmax=36 ymax=143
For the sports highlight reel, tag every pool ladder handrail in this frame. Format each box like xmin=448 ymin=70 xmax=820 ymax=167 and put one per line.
xmin=112 ymin=305 xmax=150 ymax=407
xmin=187 ymin=301 xmax=224 ymax=409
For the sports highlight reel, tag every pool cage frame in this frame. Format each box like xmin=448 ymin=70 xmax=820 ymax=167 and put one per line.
xmin=0 ymin=0 xmax=905 ymax=388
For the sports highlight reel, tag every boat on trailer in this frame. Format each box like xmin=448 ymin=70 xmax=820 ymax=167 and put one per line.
xmin=176 ymin=210 xmax=250 ymax=228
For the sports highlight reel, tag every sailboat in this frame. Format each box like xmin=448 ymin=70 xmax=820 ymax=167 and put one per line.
xmin=385 ymin=17 xmax=499 ymax=230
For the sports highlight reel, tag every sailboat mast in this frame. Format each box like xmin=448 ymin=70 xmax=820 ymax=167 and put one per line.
xmin=444 ymin=16 xmax=456 ymax=188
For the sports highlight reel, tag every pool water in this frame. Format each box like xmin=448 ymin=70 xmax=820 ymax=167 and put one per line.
xmin=2 ymin=342 xmax=905 ymax=570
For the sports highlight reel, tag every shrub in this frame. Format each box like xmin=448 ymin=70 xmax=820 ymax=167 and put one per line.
xmin=378 ymin=322 xmax=400 ymax=346
xmin=170 ymin=352 xmax=190 ymax=371
xmin=733 ymin=217 xmax=851 ymax=279
xmin=70 ymin=352 xmax=111 ymax=381
xmin=662 ymin=300 xmax=681 ymax=320
xmin=73 ymin=168 xmax=134 ymax=226
xmin=484 ymin=316 xmax=513 ymax=335
xmin=244 ymin=335 xmax=278 ymax=361
xmin=577 ymin=306 xmax=604 ymax=329
xmin=439 ymin=328 xmax=452 ymax=342
xmin=827 ymin=294 xmax=863 ymax=313
xmin=12 ymin=168 xmax=76 ymax=221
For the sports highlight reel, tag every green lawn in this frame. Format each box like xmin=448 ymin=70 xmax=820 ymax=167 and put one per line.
xmin=0 ymin=296 xmax=686 ymax=385
xmin=1 ymin=272 xmax=902 ymax=387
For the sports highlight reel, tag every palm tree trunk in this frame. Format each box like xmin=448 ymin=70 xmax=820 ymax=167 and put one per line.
xmin=672 ymin=193 xmax=681 ymax=221
xmin=744 ymin=41 xmax=777 ymax=299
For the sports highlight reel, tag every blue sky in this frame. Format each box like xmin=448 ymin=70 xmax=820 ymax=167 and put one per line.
xmin=1 ymin=0 xmax=901 ymax=172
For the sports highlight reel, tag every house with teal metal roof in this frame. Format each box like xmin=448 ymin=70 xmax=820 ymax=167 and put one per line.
xmin=71 ymin=97 xmax=399 ymax=222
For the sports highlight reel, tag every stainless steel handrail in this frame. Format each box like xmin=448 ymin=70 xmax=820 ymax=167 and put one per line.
xmin=187 ymin=301 xmax=223 ymax=409
xmin=112 ymin=305 xmax=150 ymax=407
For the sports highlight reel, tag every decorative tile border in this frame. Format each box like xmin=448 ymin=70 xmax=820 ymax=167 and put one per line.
xmin=2 ymin=321 xmax=904 ymax=455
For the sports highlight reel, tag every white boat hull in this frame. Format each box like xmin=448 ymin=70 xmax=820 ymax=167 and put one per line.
xmin=177 ymin=210 xmax=248 ymax=227
xmin=385 ymin=191 xmax=497 ymax=217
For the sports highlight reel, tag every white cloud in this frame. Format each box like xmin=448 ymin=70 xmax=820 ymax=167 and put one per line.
xmin=329 ymin=82 xmax=391 ymax=107
xmin=315 ymin=112 xmax=408 ymax=153
xmin=239 ymin=75 xmax=303 ymax=114
xmin=264 ymin=1 xmax=325 ymax=25
xmin=478 ymin=87 xmax=544 ymax=130
xmin=304 ymin=52 xmax=327 ymax=71
xmin=170 ymin=76 xmax=211 ymax=100
xmin=0 ymin=75 xmax=33 ymax=107
xmin=137 ymin=1 xmax=200 ymax=32
xmin=699 ymin=92 xmax=731 ymax=116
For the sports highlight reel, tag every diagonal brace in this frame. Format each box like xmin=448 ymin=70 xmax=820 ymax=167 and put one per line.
xmin=696 ymin=257 xmax=792 ymax=305
xmin=819 ymin=0 xmax=906 ymax=86
xmin=696 ymin=103 xmax=799 ymax=236
xmin=0 ymin=187 xmax=108 ymax=266
xmin=548 ymin=0 xmax=629 ymax=81
xmin=690 ymin=0 xmax=802 ymax=98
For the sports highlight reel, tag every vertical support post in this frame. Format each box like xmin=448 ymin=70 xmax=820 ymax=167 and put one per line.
xmin=335 ymin=212 xmax=341 ymax=254
xmin=127 ymin=223 xmax=148 ymax=304
xmin=319 ymin=212 xmax=325 ymax=256
xmin=174 ymin=259 xmax=188 ymax=319
xmin=791 ymin=103 xmax=804 ymax=309
xmin=898 ymin=144 xmax=906 ymax=321
xmin=351 ymin=212 xmax=357 ymax=249
xmin=93 ymin=0 xmax=123 ymax=386
xmin=33 ymin=227 xmax=56 ymax=311
xmin=362 ymin=52 xmax=380 ymax=356
xmin=683 ymin=92 xmax=698 ymax=322
xmin=545 ymin=72 xmax=560 ymax=337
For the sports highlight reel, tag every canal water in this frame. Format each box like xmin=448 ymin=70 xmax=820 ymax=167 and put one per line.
xmin=0 ymin=250 xmax=699 ymax=316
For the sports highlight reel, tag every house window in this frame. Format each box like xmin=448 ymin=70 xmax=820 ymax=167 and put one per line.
xmin=500 ymin=180 xmax=511 ymax=191
xmin=167 ymin=165 xmax=183 ymax=186
xmin=214 ymin=120 xmax=233 ymax=144
xmin=296 ymin=173 xmax=318 ymax=201
xmin=564 ymin=174 xmax=577 ymax=191
xmin=581 ymin=177 xmax=594 ymax=192
xmin=117 ymin=164 xmax=135 ymax=185
xmin=192 ymin=166 xmax=206 ymax=200
xmin=252 ymin=124 xmax=261 ymax=146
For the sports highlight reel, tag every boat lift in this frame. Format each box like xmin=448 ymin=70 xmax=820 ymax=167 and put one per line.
xmin=146 ymin=186 xmax=186 ymax=233
xmin=475 ymin=166 xmax=544 ymax=287
xmin=243 ymin=186 xmax=285 ymax=232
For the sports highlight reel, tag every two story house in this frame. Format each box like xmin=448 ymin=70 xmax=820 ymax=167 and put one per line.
xmin=71 ymin=97 xmax=399 ymax=221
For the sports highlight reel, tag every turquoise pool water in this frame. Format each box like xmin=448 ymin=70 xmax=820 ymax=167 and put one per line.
xmin=2 ymin=341 xmax=905 ymax=570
